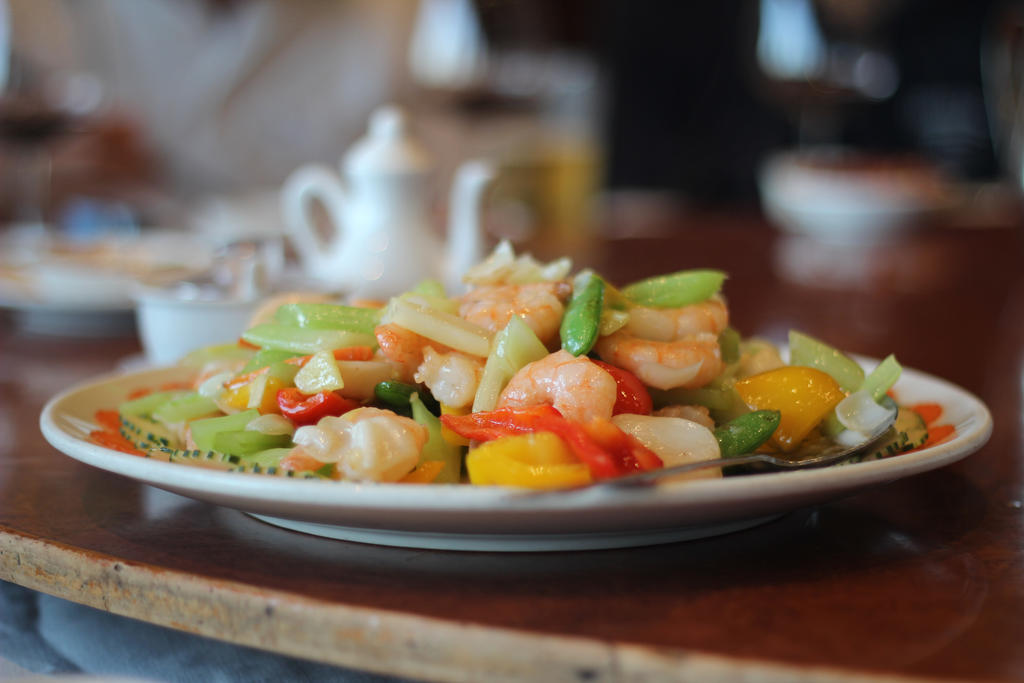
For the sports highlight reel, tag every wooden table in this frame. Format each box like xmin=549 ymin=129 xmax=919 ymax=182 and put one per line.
xmin=2 ymin=212 xmax=1023 ymax=682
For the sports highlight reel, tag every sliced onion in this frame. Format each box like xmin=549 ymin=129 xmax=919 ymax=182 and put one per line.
xmin=245 ymin=414 xmax=295 ymax=436
xmin=835 ymin=389 xmax=896 ymax=437
xmin=611 ymin=414 xmax=721 ymax=481
xmin=197 ymin=371 xmax=233 ymax=398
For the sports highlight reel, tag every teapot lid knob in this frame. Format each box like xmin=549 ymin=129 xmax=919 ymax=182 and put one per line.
xmin=345 ymin=105 xmax=431 ymax=178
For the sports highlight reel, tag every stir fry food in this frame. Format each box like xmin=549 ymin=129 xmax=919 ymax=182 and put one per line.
xmin=92 ymin=243 xmax=949 ymax=488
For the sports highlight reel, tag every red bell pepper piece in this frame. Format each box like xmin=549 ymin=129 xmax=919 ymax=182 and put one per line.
xmin=441 ymin=406 xmax=661 ymax=480
xmin=592 ymin=360 xmax=653 ymax=415
xmin=582 ymin=418 xmax=662 ymax=471
xmin=277 ymin=388 xmax=360 ymax=426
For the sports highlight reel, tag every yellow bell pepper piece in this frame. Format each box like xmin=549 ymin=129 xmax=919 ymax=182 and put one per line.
xmin=223 ymin=374 xmax=285 ymax=414
xmin=440 ymin=404 xmax=471 ymax=446
xmin=466 ymin=432 xmax=592 ymax=489
xmin=734 ymin=366 xmax=845 ymax=452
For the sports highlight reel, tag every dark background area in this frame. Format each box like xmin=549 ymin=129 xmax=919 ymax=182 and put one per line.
xmin=479 ymin=0 xmax=1002 ymax=205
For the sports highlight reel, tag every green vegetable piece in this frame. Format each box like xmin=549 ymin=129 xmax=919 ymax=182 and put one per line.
xmin=410 ymin=393 xmax=462 ymax=483
xmin=650 ymin=386 xmax=738 ymax=412
xmin=119 ymin=390 xmax=189 ymax=418
xmin=189 ymin=409 xmax=259 ymax=453
xmin=238 ymin=447 xmax=293 ymax=468
xmin=714 ymin=410 xmax=781 ymax=458
xmin=273 ymin=303 xmax=381 ymax=334
xmin=240 ymin=348 xmax=302 ymax=373
xmin=788 ymin=330 xmax=865 ymax=393
xmin=179 ymin=343 xmax=255 ymax=368
xmin=472 ymin=315 xmax=549 ymax=412
xmin=212 ymin=430 xmax=292 ymax=456
xmin=650 ymin=385 xmax=749 ymax=425
xmin=621 ymin=269 xmax=726 ymax=308
xmin=411 ymin=279 xmax=447 ymax=299
xmin=374 ymin=381 xmax=440 ymax=415
xmin=151 ymin=392 xmax=218 ymax=424
xmin=860 ymin=354 xmax=902 ymax=402
xmin=718 ymin=327 xmax=741 ymax=364
xmin=241 ymin=324 xmax=377 ymax=354
xmin=560 ymin=274 xmax=604 ymax=357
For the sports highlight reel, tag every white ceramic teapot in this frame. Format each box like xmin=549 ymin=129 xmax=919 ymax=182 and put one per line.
xmin=280 ymin=105 xmax=494 ymax=299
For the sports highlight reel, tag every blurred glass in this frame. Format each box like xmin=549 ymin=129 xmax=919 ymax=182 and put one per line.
xmin=983 ymin=1 xmax=1024 ymax=191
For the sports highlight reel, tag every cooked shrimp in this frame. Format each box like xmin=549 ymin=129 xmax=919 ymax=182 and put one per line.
xmin=374 ymin=323 xmax=452 ymax=382
xmin=497 ymin=349 xmax=617 ymax=423
xmin=288 ymin=407 xmax=428 ymax=482
xmin=595 ymin=330 xmax=723 ymax=391
xmin=652 ymin=404 xmax=715 ymax=429
xmin=414 ymin=347 xmax=484 ymax=409
xmin=594 ymin=296 xmax=728 ymax=391
xmin=624 ymin=296 xmax=728 ymax=341
xmin=459 ymin=282 xmax=571 ymax=345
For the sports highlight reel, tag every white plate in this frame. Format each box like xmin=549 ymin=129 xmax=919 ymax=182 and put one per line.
xmin=0 ymin=229 xmax=213 ymax=336
xmin=40 ymin=364 xmax=992 ymax=552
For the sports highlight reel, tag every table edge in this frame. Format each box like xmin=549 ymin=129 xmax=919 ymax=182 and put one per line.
xmin=0 ymin=529 xmax=968 ymax=683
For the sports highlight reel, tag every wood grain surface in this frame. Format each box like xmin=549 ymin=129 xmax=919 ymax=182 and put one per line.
xmin=2 ymin=211 xmax=1022 ymax=682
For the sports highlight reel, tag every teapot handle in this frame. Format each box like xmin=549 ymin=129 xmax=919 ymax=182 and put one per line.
xmin=280 ymin=164 xmax=349 ymax=271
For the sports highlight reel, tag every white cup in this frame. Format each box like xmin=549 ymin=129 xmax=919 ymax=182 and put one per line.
xmin=135 ymin=289 xmax=258 ymax=366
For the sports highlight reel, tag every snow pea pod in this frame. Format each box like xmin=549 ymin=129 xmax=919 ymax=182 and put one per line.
xmin=560 ymin=275 xmax=605 ymax=357
xmin=374 ymin=380 xmax=441 ymax=415
xmin=713 ymin=409 xmax=781 ymax=457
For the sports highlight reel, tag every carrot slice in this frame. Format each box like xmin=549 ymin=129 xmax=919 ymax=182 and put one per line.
xmin=89 ymin=430 xmax=144 ymax=456
xmin=920 ymin=424 xmax=955 ymax=449
xmin=910 ymin=403 xmax=943 ymax=425
xmin=94 ymin=409 xmax=121 ymax=432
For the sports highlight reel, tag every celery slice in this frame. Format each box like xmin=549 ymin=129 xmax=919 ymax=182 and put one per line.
xmin=411 ymin=279 xmax=447 ymax=299
xmin=238 ymin=447 xmax=293 ymax=468
xmin=719 ymin=327 xmax=741 ymax=364
xmin=472 ymin=315 xmax=548 ymax=412
xmin=788 ymin=330 xmax=865 ymax=393
xmin=178 ymin=343 xmax=255 ymax=368
xmin=242 ymin=324 xmax=376 ymax=354
xmin=189 ymin=409 xmax=259 ymax=453
xmin=151 ymin=392 xmax=218 ymax=424
xmin=212 ymin=430 xmax=292 ymax=456
xmin=119 ymin=390 xmax=189 ymax=418
xmin=273 ymin=303 xmax=381 ymax=334
xmin=410 ymin=393 xmax=462 ymax=483
xmin=241 ymin=348 xmax=302 ymax=373
xmin=860 ymin=354 xmax=902 ymax=401
xmin=622 ymin=269 xmax=726 ymax=308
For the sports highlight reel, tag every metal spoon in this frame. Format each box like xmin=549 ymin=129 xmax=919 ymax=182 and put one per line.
xmin=516 ymin=411 xmax=898 ymax=496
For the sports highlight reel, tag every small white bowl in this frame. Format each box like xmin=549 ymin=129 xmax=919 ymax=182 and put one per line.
xmin=759 ymin=148 xmax=956 ymax=245
xmin=135 ymin=288 xmax=259 ymax=366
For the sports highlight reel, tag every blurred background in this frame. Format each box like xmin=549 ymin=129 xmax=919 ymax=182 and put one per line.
xmin=0 ymin=0 xmax=1021 ymax=338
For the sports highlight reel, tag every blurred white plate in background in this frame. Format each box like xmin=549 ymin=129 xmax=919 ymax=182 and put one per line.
xmin=0 ymin=228 xmax=214 ymax=335
xmin=759 ymin=148 xmax=960 ymax=245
